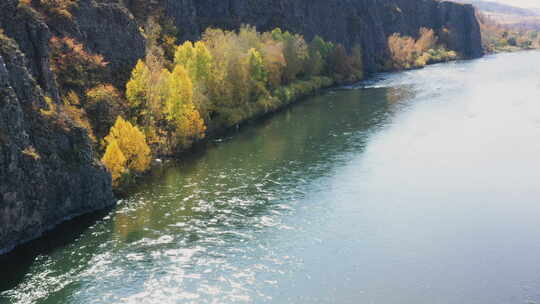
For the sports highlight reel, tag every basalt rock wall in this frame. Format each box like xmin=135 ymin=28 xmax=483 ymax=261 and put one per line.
xmin=0 ymin=0 xmax=115 ymax=254
xmin=164 ymin=0 xmax=483 ymax=72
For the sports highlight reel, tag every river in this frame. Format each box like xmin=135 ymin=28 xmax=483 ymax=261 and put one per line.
xmin=2 ymin=51 xmax=540 ymax=304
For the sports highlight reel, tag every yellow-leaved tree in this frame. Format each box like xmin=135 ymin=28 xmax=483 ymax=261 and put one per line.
xmin=165 ymin=65 xmax=206 ymax=148
xmin=101 ymin=139 xmax=126 ymax=185
xmin=174 ymin=41 xmax=213 ymax=85
xmin=126 ymin=60 xmax=150 ymax=110
xmin=102 ymin=117 xmax=151 ymax=185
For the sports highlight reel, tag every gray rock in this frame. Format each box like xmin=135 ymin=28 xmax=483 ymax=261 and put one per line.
xmin=164 ymin=0 xmax=483 ymax=72
xmin=0 ymin=2 xmax=114 ymax=254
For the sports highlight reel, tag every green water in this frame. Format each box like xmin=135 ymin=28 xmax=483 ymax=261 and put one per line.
xmin=2 ymin=51 xmax=540 ymax=304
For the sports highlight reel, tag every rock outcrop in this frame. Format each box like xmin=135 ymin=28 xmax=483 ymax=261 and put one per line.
xmin=0 ymin=0 xmax=114 ymax=254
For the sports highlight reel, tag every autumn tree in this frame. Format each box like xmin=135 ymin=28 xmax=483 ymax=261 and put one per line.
xmin=415 ymin=27 xmax=437 ymax=53
xmin=261 ymin=39 xmax=285 ymax=88
xmin=126 ymin=60 xmax=150 ymax=112
xmin=101 ymin=139 xmax=127 ymax=185
xmin=282 ymin=32 xmax=309 ymax=83
xmin=388 ymin=33 xmax=416 ymax=69
xmin=388 ymin=28 xmax=455 ymax=69
xmin=165 ymin=65 xmax=206 ymax=148
xmin=175 ymin=41 xmax=213 ymax=85
xmin=104 ymin=116 xmax=151 ymax=174
xmin=329 ymin=44 xmax=354 ymax=81
xmin=310 ymin=36 xmax=334 ymax=73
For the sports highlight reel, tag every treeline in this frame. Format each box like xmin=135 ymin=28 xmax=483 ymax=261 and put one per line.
xmin=386 ymin=27 xmax=458 ymax=70
xmin=48 ymin=23 xmax=365 ymax=186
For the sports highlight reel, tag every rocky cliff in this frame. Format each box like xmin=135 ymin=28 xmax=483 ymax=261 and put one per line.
xmin=164 ymin=0 xmax=483 ymax=72
xmin=0 ymin=0 xmax=114 ymax=254
xmin=0 ymin=0 xmax=482 ymax=254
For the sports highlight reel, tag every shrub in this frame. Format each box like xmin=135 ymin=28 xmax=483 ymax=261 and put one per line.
xmin=388 ymin=27 xmax=458 ymax=69
xmin=85 ymin=84 xmax=126 ymax=140
xmin=50 ymin=36 xmax=108 ymax=95
xmin=22 ymin=146 xmax=41 ymax=160
xmin=62 ymin=91 xmax=96 ymax=142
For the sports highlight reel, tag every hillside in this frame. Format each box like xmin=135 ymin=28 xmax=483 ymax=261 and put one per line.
xmin=456 ymin=0 xmax=540 ymax=29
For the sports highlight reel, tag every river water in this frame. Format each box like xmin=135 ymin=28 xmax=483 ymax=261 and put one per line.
xmin=2 ymin=51 xmax=540 ymax=304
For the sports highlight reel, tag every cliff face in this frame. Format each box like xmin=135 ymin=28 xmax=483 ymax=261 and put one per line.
xmin=0 ymin=0 xmax=114 ymax=254
xmin=164 ymin=0 xmax=483 ymax=72
xmin=0 ymin=0 xmax=482 ymax=254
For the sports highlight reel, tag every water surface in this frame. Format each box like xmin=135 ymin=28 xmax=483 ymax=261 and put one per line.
xmin=2 ymin=51 xmax=540 ymax=304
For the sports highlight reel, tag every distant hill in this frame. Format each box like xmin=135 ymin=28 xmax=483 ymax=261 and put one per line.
xmin=455 ymin=0 xmax=540 ymax=29
xmin=455 ymin=0 xmax=539 ymax=16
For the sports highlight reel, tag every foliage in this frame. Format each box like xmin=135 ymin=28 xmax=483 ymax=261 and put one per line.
xmin=22 ymin=146 xmax=41 ymax=160
xmin=174 ymin=41 xmax=213 ymax=84
xmin=282 ymin=32 xmax=309 ymax=82
xmin=387 ymin=27 xmax=458 ymax=69
xmin=27 ymin=0 xmax=78 ymax=20
xmin=261 ymin=39 xmax=286 ymax=89
xmin=126 ymin=60 xmax=150 ymax=110
xmin=328 ymin=44 xmax=364 ymax=82
xmin=40 ymin=96 xmax=57 ymax=117
xmin=62 ymin=91 xmax=96 ymax=142
xmin=101 ymin=139 xmax=126 ymax=186
xmin=124 ymin=25 xmax=367 ymax=141
xmin=103 ymin=116 xmax=151 ymax=175
xmin=116 ymin=24 xmax=389 ymax=186
xmin=50 ymin=36 xmax=108 ymax=95
xmin=85 ymin=84 xmax=126 ymax=140
xmin=165 ymin=65 xmax=206 ymax=148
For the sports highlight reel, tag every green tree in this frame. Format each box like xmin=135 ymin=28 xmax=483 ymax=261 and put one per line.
xmin=248 ymin=48 xmax=268 ymax=83
xmin=192 ymin=41 xmax=213 ymax=84
xmin=305 ymin=49 xmax=323 ymax=77
xmin=174 ymin=41 xmax=195 ymax=66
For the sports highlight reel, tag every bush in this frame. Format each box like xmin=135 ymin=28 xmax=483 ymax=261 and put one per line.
xmin=50 ymin=36 xmax=108 ymax=95
xmin=85 ymin=84 xmax=127 ymax=140
xmin=388 ymin=27 xmax=458 ymax=69
xmin=62 ymin=91 xmax=96 ymax=142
